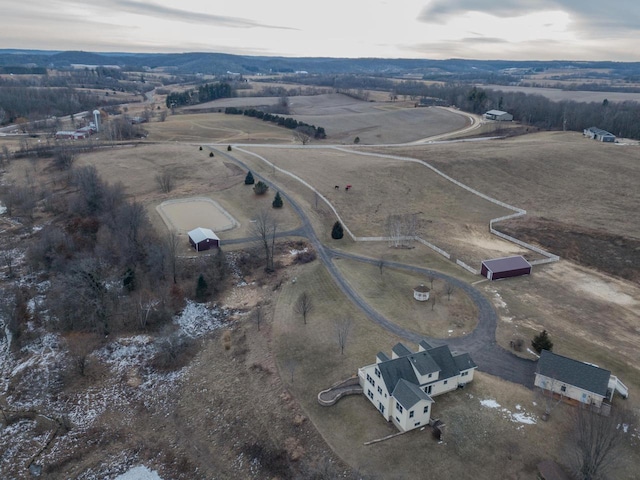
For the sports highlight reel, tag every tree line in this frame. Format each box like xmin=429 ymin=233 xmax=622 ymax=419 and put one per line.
xmin=165 ymin=81 xmax=234 ymax=108
xmin=224 ymin=107 xmax=327 ymax=139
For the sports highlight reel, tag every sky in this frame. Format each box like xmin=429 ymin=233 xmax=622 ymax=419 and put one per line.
xmin=2 ymin=0 xmax=640 ymax=61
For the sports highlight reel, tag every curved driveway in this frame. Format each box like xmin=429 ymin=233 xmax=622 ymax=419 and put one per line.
xmin=213 ymin=147 xmax=536 ymax=388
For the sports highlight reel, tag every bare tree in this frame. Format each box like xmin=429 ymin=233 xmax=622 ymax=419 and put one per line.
xmin=164 ymin=232 xmax=181 ymax=284
xmin=335 ymin=318 xmax=353 ymax=355
xmin=53 ymin=146 xmax=76 ymax=170
xmin=570 ymin=406 xmax=633 ymax=480
xmin=294 ymin=291 xmax=313 ymax=325
xmin=155 ymin=170 xmax=175 ymax=193
xmin=445 ymin=282 xmax=455 ymax=301
xmin=431 ymin=293 xmax=436 ymax=311
xmin=427 ymin=274 xmax=435 ymax=290
xmin=386 ymin=213 xmax=417 ymax=248
xmin=252 ymin=209 xmax=278 ymax=272
xmin=293 ymin=126 xmax=314 ymax=145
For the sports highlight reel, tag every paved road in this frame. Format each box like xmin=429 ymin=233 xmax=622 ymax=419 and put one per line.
xmin=213 ymin=147 xmax=537 ymax=388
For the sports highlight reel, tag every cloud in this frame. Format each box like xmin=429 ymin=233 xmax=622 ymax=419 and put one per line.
xmin=418 ymin=0 xmax=640 ymax=36
xmin=112 ymin=0 xmax=296 ymax=30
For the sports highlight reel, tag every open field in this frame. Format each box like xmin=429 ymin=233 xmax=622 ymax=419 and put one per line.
xmin=186 ymin=93 xmax=470 ymax=144
xmin=482 ymin=84 xmax=640 ymax=103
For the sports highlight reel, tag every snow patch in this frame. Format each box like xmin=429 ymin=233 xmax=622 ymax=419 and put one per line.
xmin=115 ymin=466 xmax=163 ymax=480
xmin=174 ymin=300 xmax=228 ymax=338
xmin=480 ymin=399 xmax=501 ymax=409
xmin=480 ymin=398 xmax=537 ymax=425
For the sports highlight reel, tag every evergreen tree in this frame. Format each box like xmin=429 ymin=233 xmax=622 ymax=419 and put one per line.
xmin=532 ymin=329 xmax=553 ymax=354
xmin=272 ymin=191 xmax=283 ymax=208
xmin=253 ymin=181 xmax=269 ymax=195
xmin=195 ymin=274 xmax=208 ymax=302
xmin=244 ymin=171 xmax=255 ymax=185
xmin=331 ymin=221 xmax=344 ymax=240
xmin=123 ymin=267 xmax=136 ymax=292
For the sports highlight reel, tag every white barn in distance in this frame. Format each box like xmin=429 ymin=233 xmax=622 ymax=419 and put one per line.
xmin=484 ymin=109 xmax=513 ymax=121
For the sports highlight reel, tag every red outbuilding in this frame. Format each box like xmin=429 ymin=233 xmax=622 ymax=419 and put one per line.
xmin=188 ymin=227 xmax=220 ymax=251
xmin=481 ymin=255 xmax=531 ymax=280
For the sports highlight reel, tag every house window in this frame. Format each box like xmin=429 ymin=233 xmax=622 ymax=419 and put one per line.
xmin=366 ymin=374 xmax=375 ymax=387
xmin=395 ymin=417 xmax=400 ymax=423
xmin=444 ymin=380 xmax=448 ymax=385
xmin=367 ymin=390 xmax=374 ymax=400
xmin=409 ymin=411 xmax=414 ymax=418
xmin=375 ymin=368 xmax=381 ymax=378
xmin=378 ymin=403 xmax=385 ymax=414
xmin=428 ymin=373 xmax=432 ymax=378
xmin=425 ymin=385 xmax=432 ymax=394
xmin=414 ymin=422 xmax=421 ymax=427
xmin=423 ymin=405 xmax=429 ymax=414
xmin=396 ymin=402 xmax=403 ymax=414
xmin=378 ymin=386 xmax=382 ymax=395
xmin=561 ymin=385 xmax=567 ymax=393
xmin=461 ymin=371 xmax=468 ymax=377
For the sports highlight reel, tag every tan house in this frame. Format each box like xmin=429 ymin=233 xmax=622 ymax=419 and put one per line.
xmin=358 ymin=340 xmax=476 ymax=432
xmin=534 ymin=350 xmax=628 ymax=408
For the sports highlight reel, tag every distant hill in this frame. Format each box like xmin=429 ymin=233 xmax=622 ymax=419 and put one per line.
xmin=1 ymin=49 xmax=640 ymax=78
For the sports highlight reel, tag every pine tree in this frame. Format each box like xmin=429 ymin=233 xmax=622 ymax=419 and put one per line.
xmin=272 ymin=191 xmax=283 ymax=208
xmin=331 ymin=221 xmax=344 ymax=240
xmin=244 ymin=171 xmax=255 ymax=185
xmin=195 ymin=274 xmax=209 ymax=302
xmin=532 ymin=329 xmax=553 ymax=354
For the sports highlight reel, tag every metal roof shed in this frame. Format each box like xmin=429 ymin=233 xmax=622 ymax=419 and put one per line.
xmin=481 ymin=255 xmax=531 ymax=280
xmin=188 ymin=227 xmax=220 ymax=251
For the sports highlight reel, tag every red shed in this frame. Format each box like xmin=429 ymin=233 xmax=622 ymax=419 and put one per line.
xmin=481 ymin=255 xmax=531 ymax=280
xmin=188 ymin=227 xmax=220 ymax=251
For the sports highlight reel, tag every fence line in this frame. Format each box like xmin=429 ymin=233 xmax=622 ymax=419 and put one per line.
xmin=234 ymin=145 xmax=558 ymax=273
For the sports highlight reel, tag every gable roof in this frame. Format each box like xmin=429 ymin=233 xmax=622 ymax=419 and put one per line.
xmin=427 ymin=345 xmax=461 ymax=380
xmin=392 ymin=343 xmax=413 ymax=358
xmin=536 ymin=350 xmax=610 ymax=398
xmin=418 ymin=339 xmax=434 ymax=351
xmin=188 ymin=227 xmax=219 ymax=244
xmin=376 ymin=351 xmax=390 ymax=363
xmin=406 ymin=351 xmax=441 ymax=377
xmin=485 ymin=109 xmax=509 ymax=116
xmin=393 ymin=379 xmax=433 ymax=410
xmin=378 ymin=357 xmax=419 ymax=394
xmin=454 ymin=352 xmax=477 ymax=372
xmin=482 ymin=255 xmax=531 ymax=273
xmin=586 ymin=126 xmax=614 ymax=137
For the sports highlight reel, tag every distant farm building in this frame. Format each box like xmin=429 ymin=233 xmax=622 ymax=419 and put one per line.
xmin=484 ymin=109 xmax=513 ymax=121
xmin=583 ymin=126 xmax=615 ymax=142
xmin=481 ymin=255 xmax=531 ymax=280
xmin=188 ymin=227 xmax=219 ymax=251
xmin=413 ymin=284 xmax=431 ymax=302
xmin=534 ymin=350 xmax=628 ymax=409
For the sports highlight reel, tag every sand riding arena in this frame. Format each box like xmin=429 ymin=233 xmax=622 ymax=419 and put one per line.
xmin=156 ymin=197 xmax=239 ymax=234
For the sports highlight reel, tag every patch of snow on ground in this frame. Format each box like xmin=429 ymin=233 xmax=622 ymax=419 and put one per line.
xmin=174 ymin=300 xmax=228 ymax=338
xmin=289 ymin=247 xmax=308 ymax=256
xmin=96 ymin=335 xmax=156 ymax=374
xmin=115 ymin=466 xmax=163 ymax=480
xmin=480 ymin=398 xmax=537 ymax=425
xmin=0 ymin=202 xmax=6 ymax=214
xmin=481 ymin=399 xmax=501 ymax=409
xmin=493 ymin=293 xmax=507 ymax=308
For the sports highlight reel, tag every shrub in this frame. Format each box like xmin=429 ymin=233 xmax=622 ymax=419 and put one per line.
xmin=227 ymin=145 xmax=232 ymax=151
xmin=244 ymin=171 xmax=255 ymax=185
xmin=209 ymin=152 xmax=214 ymax=157
xmin=253 ymin=181 xmax=269 ymax=195
xmin=532 ymin=329 xmax=553 ymax=354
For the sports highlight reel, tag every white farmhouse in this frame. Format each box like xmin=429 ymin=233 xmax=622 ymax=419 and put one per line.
xmin=358 ymin=340 xmax=477 ymax=432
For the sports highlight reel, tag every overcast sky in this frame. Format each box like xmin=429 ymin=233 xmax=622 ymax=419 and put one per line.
xmin=3 ymin=0 xmax=640 ymax=61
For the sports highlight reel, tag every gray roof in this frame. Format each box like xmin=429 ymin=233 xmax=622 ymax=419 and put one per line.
xmin=586 ymin=126 xmax=615 ymax=137
xmin=393 ymin=379 xmax=433 ymax=410
xmin=406 ymin=351 xmax=441 ymax=376
xmin=188 ymin=227 xmax=219 ymax=243
xmin=427 ymin=345 xmax=461 ymax=381
xmin=454 ymin=352 xmax=477 ymax=372
xmin=419 ymin=339 xmax=434 ymax=351
xmin=392 ymin=343 xmax=413 ymax=358
xmin=377 ymin=342 xmax=476 ymax=396
xmin=485 ymin=109 xmax=510 ymax=116
xmin=482 ymin=255 xmax=531 ymax=273
xmin=378 ymin=357 xmax=419 ymax=394
xmin=376 ymin=351 xmax=390 ymax=363
xmin=536 ymin=350 xmax=610 ymax=397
